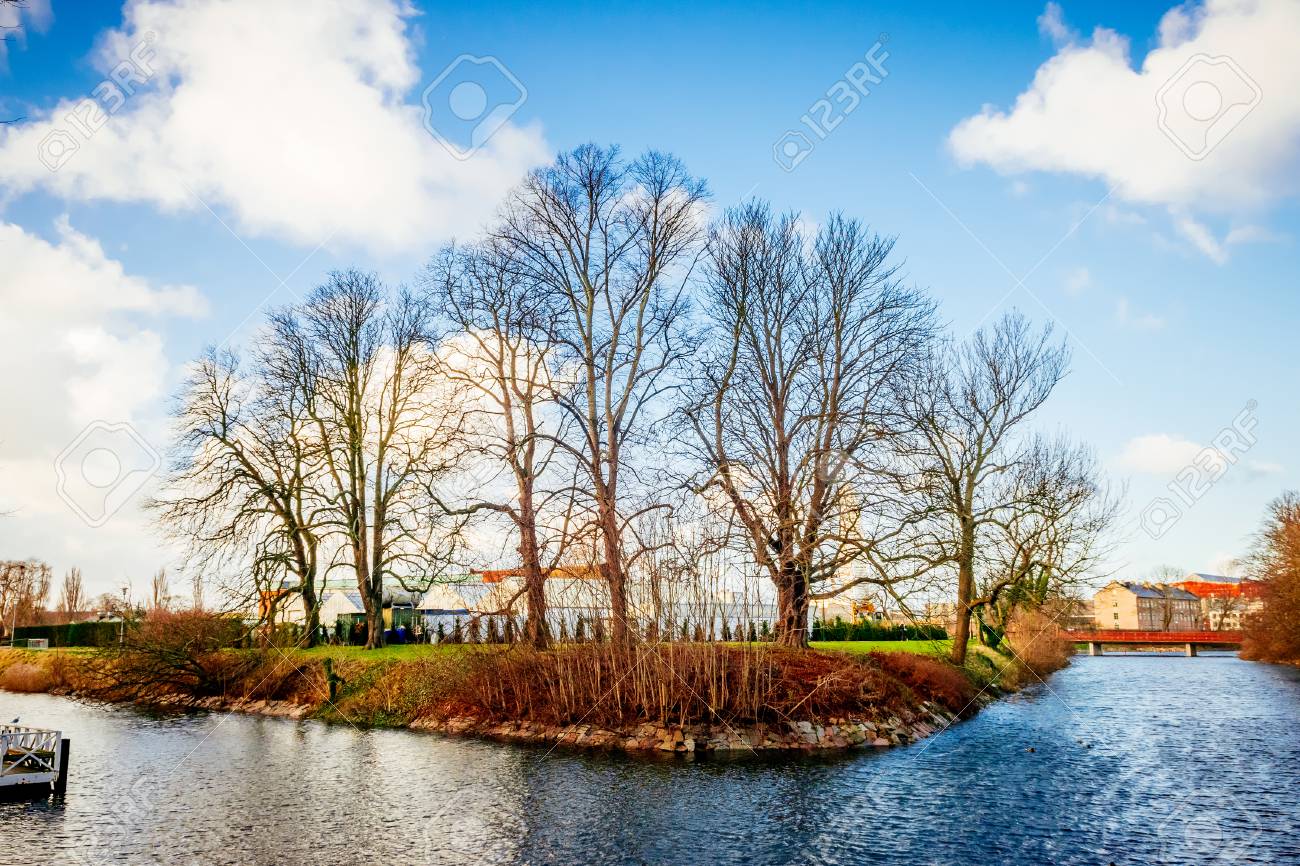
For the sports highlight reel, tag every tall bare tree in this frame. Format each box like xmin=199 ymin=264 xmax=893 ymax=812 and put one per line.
xmin=59 ymin=567 xmax=85 ymax=617
xmin=493 ymin=144 xmax=708 ymax=644
xmin=1 ymin=559 xmax=51 ymax=638
xmin=272 ymin=269 xmax=466 ymax=648
xmin=685 ymin=203 xmax=935 ymax=647
xmin=152 ymin=348 xmax=324 ymax=645
xmin=427 ymin=240 xmax=577 ymax=648
xmin=149 ymin=568 xmax=172 ymax=612
xmin=897 ymin=311 xmax=1071 ymax=665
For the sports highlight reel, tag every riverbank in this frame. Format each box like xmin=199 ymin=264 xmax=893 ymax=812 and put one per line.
xmin=0 ymin=640 xmax=1033 ymax=754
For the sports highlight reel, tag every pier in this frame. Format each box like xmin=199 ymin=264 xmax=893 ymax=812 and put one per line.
xmin=1 ymin=725 xmax=68 ymax=798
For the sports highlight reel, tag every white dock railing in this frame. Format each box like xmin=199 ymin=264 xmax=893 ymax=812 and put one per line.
xmin=1 ymin=725 xmax=62 ymax=786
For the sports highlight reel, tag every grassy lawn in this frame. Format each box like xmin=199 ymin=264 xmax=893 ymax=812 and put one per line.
xmin=811 ymin=639 xmax=953 ymax=656
xmin=292 ymin=643 xmax=468 ymax=662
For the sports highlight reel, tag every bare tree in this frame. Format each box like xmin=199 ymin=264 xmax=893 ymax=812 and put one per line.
xmin=685 ymin=202 xmax=935 ymax=647
xmin=971 ymin=436 xmax=1118 ymax=643
xmin=149 ymin=568 xmax=171 ymax=612
xmin=426 ymin=240 xmax=578 ymax=648
xmin=896 ymin=311 xmax=1071 ymax=665
xmin=493 ymin=144 xmax=708 ymax=644
xmin=152 ymin=348 xmax=324 ymax=645
xmin=59 ymin=567 xmax=85 ymax=617
xmin=273 ymin=269 xmax=466 ymax=648
xmin=1145 ymin=564 xmax=1187 ymax=631
xmin=0 ymin=559 xmax=51 ymax=639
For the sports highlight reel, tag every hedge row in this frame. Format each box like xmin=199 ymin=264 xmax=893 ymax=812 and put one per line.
xmin=12 ymin=621 xmax=124 ymax=647
xmin=810 ymin=618 xmax=948 ymax=642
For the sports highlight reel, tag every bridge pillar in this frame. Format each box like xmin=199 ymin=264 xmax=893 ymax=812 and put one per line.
xmin=1088 ymin=641 xmax=1103 ymax=656
xmin=1185 ymin=642 xmax=1197 ymax=657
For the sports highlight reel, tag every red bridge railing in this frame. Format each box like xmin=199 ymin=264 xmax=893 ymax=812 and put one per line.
xmin=1060 ymin=629 xmax=1243 ymax=645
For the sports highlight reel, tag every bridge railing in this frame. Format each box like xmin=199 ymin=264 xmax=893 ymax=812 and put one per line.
xmin=0 ymin=725 xmax=61 ymax=780
xmin=1060 ymin=629 xmax=1243 ymax=644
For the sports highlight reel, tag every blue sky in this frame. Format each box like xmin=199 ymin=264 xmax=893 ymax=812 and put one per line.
xmin=1 ymin=0 xmax=1297 ymax=600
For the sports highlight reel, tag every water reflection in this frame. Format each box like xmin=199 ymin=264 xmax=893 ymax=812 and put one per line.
xmin=3 ymin=654 xmax=1299 ymax=865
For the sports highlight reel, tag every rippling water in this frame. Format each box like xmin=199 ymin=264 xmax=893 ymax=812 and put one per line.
xmin=3 ymin=653 xmax=1299 ymax=865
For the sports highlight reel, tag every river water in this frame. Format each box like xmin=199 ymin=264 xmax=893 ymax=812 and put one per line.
xmin=2 ymin=653 xmax=1298 ymax=865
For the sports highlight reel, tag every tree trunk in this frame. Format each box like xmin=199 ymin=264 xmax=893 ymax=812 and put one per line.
xmin=299 ymin=574 xmax=320 ymax=648
xmin=364 ymin=604 xmax=383 ymax=649
xmin=775 ymin=561 xmax=810 ymax=648
xmin=598 ymin=501 xmax=631 ymax=645
xmin=951 ymin=524 xmax=975 ymax=665
xmin=517 ymin=486 xmax=550 ymax=649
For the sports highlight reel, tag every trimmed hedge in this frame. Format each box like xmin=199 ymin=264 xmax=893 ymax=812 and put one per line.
xmin=13 ymin=621 xmax=123 ymax=647
xmin=811 ymin=618 xmax=948 ymax=642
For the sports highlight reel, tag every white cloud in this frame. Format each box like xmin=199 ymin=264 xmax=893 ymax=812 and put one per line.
xmin=1224 ymin=223 xmax=1287 ymax=245
xmin=1063 ymin=265 xmax=1090 ymax=296
xmin=0 ymin=0 xmax=548 ymax=254
xmin=0 ymin=217 xmax=204 ymax=592
xmin=1115 ymin=297 xmax=1165 ymax=330
xmin=1173 ymin=210 xmax=1228 ymax=263
xmin=949 ymin=1 xmax=1300 ymax=259
xmin=1244 ymin=459 xmax=1284 ymax=478
xmin=1114 ymin=433 xmax=1203 ymax=474
xmin=1037 ymin=2 xmax=1074 ymax=47
xmin=0 ymin=216 xmax=203 ymax=453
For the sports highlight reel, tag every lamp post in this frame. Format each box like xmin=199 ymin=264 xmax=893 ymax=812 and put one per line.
xmin=119 ymin=583 xmax=129 ymax=647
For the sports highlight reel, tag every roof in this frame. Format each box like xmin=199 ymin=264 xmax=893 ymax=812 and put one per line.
xmin=1102 ymin=581 xmax=1200 ymax=601
xmin=1182 ymin=573 xmax=1239 ymax=584
xmin=1174 ymin=574 xmax=1265 ymax=599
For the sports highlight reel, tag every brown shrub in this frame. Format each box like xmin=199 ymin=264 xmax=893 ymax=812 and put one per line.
xmin=0 ymin=662 xmax=53 ymax=693
xmin=416 ymin=644 xmax=932 ymax=729
xmin=1003 ymin=607 xmax=1072 ymax=684
xmin=868 ymin=651 xmax=977 ymax=714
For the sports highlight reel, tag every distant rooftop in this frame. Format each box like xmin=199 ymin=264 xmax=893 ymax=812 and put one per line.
xmin=1179 ymin=573 xmax=1240 ymax=584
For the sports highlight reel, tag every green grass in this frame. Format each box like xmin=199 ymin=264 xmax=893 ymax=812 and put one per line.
xmin=292 ymin=643 xmax=470 ymax=662
xmin=811 ymin=639 xmax=953 ymax=656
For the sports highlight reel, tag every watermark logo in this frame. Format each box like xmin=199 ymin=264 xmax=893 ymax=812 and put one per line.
xmin=1156 ymin=792 xmax=1263 ymax=866
xmin=1139 ymin=400 xmax=1257 ymax=541
xmin=422 ymin=55 xmax=527 ymax=160
xmin=772 ymin=37 xmax=889 ymax=173
xmin=1156 ymin=54 xmax=1261 ymax=161
xmin=37 ymin=32 xmax=158 ymax=173
xmin=54 ymin=421 xmax=161 ymax=528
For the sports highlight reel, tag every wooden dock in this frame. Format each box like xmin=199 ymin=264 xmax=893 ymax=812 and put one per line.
xmin=1 ymin=725 xmax=68 ymax=798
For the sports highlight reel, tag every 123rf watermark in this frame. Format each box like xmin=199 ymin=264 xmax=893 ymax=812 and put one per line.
xmin=1156 ymin=53 xmax=1261 ymax=161
xmin=1140 ymin=400 xmax=1258 ymax=540
xmin=37 ymin=33 xmax=158 ymax=172
xmin=54 ymin=420 xmax=161 ymax=529
xmin=773 ymin=37 xmax=889 ymax=173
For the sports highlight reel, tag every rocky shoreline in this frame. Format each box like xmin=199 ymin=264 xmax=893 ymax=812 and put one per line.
xmin=195 ymin=693 xmax=987 ymax=754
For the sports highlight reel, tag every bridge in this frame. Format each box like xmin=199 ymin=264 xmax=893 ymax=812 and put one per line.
xmin=1060 ymin=629 xmax=1243 ymax=657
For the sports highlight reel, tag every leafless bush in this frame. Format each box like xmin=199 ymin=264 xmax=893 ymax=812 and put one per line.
xmin=1004 ymin=607 xmax=1072 ymax=681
